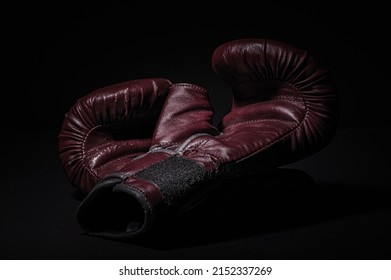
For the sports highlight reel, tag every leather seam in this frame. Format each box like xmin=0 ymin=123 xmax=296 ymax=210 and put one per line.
xmin=218 ymin=79 xmax=309 ymax=161
xmin=170 ymin=83 xmax=207 ymax=93
xmin=225 ymin=79 xmax=305 ymax=129
xmin=159 ymin=141 xmax=182 ymax=148
xmin=224 ymin=118 xmax=297 ymax=129
xmin=80 ymin=116 xmax=158 ymax=181
xmin=236 ymin=87 xmax=309 ymax=161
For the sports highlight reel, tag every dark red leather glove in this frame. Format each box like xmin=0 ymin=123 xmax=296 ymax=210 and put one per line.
xmin=77 ymin=38 xmax=338 ymax=239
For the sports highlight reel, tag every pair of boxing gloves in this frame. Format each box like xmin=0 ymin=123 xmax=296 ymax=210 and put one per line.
xmin=59 ymin=39 xmax=338 ymax=240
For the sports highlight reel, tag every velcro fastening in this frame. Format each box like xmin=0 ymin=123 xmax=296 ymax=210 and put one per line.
xmin=135 ymin=155 xmax=206 ymax=207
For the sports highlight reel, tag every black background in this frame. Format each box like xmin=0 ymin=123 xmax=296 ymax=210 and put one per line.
xmin=3 ymin=2 xmax=390 ymax=130
xmin=1 ymin=2 xmax=391 ymax=260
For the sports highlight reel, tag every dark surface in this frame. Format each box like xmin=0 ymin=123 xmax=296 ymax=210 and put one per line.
xmin=1 ymin=127 xmax=390 ymax=259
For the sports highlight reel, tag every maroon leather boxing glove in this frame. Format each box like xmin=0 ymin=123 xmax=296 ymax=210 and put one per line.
xmin=77 ymin=38 xmax=338 ymax=239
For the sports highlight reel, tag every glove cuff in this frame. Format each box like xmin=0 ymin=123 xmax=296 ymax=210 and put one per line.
xmin=76 ymin=155 xmax=209 ymax=239
xmin=76 ymin=175 xmax=154 ymax=239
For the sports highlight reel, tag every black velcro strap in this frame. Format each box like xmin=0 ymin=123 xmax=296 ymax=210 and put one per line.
xmin=135 ymin=155 xmax=206 ymax=207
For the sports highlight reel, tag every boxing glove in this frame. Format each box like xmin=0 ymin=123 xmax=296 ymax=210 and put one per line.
xmin=76 ymin=38 xmax=338 ymax=240
xmin=59 ymin=78 xmax=214 ymax=194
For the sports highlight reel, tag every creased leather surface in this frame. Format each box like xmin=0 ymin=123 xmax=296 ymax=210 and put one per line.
xmin=58 ymin=78 xmax=171 ymax=193
xmin=152 ymin=83 xmax=218 ymax=148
